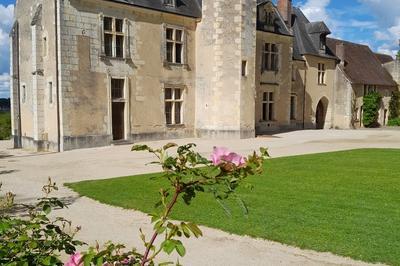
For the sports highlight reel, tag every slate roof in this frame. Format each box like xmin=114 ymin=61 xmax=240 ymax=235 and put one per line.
xmin=327 ymin=38 xmax=397 ymax=87
xmin=292 ymin=7 xmax=337 ymax=61
xmin=105 ymin=0 xmax=202 ymax=18
xmin=375 ymin=53 xmax=394 ymax=64
xmin=256 ymin=0 xmax=291 ymax=36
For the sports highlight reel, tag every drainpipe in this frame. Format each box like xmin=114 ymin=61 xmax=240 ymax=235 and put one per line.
xmin=302 ymin=65 xmax=307 ymax=129
xmin=54 ymin=0 xmax=61 ymax=152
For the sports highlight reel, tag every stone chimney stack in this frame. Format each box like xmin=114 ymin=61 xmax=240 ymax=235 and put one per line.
xmin=278 ymin=0 xmax=292 ymax=26
xmin=336 ymin=42 xmax=346 ymax=66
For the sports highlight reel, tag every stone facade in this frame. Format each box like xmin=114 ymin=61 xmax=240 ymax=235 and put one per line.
xmin=10 ymin=0 xmax=400 ymax=152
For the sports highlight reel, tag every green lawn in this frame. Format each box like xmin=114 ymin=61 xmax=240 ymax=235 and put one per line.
xmin=0 ymin=111 xmax=11 ymax=140
xmin=66 ymin=149 xmax=400 ymax=265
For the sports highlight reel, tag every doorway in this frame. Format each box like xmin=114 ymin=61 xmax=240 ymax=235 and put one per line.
xmin=316 ymin=99 xmax=327 ymax=129
xmin=111 ymin=78 xmax=126 ymax=141
xmin=112 ymin=102 xmax=125 ymax=140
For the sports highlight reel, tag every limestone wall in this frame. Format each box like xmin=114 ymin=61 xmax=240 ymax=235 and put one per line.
xmin=59 ymin=0 xmax=197 ymax=150
xmin=195 ymin=0 xmax=257 ymax=139
xmin=255 ymin=31 xmax=293 ymax=133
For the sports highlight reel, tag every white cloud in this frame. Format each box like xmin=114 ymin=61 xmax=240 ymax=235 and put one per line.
xmin=299 ymin=0 xmax=331 ymax=22
xmin=0 ymin=4 xmax=14 ymax=98
xmin=358 ymin=0 xmax=400 ymax=56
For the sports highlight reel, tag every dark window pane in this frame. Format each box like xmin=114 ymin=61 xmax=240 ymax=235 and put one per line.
xmin=263 ymin=92 xmax=267 ymax=101
xmin=166 ymin=42 xmax=174 ymax=62
xmin=166 ymin=28 xmax=174 ymax=40
xmin=269 ymin=92 xmax=274 ymax=101
xmin=262 ymin=103 xmax=267 ymax=121
xmin=175 ymin=102 xmax=182 ymax=124
xmin=265 ymin=54 xmax=270 ymax=70
xmin=104 ymin=17 xmax=112 ymax=31
xmin=290 ymin=96 xmax=296 ymax=119
xmin=269 ymin=103 xmax=274 ymax=120
xmin=165 ymin=88 xmax=172 ymax=100
xmin=104 ymin=34 xmax=113 ymax=56
xmin=175 ymin=30 xmax=183 ymax=42
xmin=111 ymin=79 xmax=124 ymax=99
xmin=165 ymin=102 xmax=172 ymax=125
xmin=116 ymin=35 xmax=124 ymax=58
xmin=115 ymin=19 xmax=123 ymax=33
xmin=175 ymin=43 xmax=182 ymax=63
xmin=174 ymin=89 xmax=181 ymax=100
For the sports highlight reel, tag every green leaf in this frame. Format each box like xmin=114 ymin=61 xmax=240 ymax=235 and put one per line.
xmin=43 ymin=204 xmax=51 ymax=214
xmin=187 ymin=223 xmax=203 ymax=238
xmin=131 ymin=145 xmax=151 ymax=152
xmin=175 ymin=241 xmax=186 ymax=257
xmin=162 ymin=240 xmax=176 ymax=255
xmin=163 ymin=143 xmax=178 ymax=150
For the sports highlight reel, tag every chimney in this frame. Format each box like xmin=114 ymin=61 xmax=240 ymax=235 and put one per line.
xmin=336 ymin=42 xmax=345 ymax=66
xmin=278 ymin=0 xmax=292 ymax=26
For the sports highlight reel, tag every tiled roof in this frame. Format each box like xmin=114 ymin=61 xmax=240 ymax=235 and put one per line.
xmin=375 ymin=53 xmax=394 ymax=65
xmin=327 ymin=38 xmax=397 ymax=87
xmin=292 ymin=7 xmax=337 ymax=61
xmin=256 ymin=0 xmax=291 ymax=36
xmin=105 ymin=0 xmax=202 ymax=18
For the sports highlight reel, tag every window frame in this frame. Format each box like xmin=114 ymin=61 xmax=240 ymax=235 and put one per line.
xmin=165 ymin=26 xmax=185 ymax=65
xmin=262 ymin=91 xmax=274 ymax=122
xmin=363 ymin=84 xmax=377 ymax=96
xmin=164 ymin=86 xmax=184 ymax=126
xmin=262 ymin=43 xmax=279 ymax=72
xmin=318 ymin=63 xmax=326 ymax=85
xmin=164 ymin=0 xmax=176 ymax=7
xmin=103 ymin=16 xmax=125 ymax=58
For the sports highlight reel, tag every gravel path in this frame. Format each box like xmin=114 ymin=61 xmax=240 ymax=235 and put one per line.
xmin=2 ymin=129 xmax=398 ymax=266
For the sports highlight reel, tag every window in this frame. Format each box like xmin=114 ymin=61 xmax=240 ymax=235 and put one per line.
xmin=22 ymin=85 xmax=26 ymax=103
xmin=262 ymin=92 xmax=274 ymax=121
xmin=111 ymin=79 xmax=125 ymax=99
xmin=318 ymin=63 xmax=326 ymax=85
xmin=290 ymin=95 xmax=297 ymax=120
xmin=48 ymin=82 xmax=53 ymax=104
xmin=265 ymin=11 xmax=274 ymax=26
xmin=363 ymin=85 xmax=377 ymax=95
xmin=242 ymin=60 xmax=247 ymax=77
xmin=165 ymin=87 xmax=183 ymax=125
xmin=43 ymin=36 xmax=48 ymax=57
xmin=320 ymin=35 xmax=326 ymax=50
xmin=166 ymin=27 xmax=184 ymax=64
xmin=103 ymin=16 xmax=124 ymax=58
xmin=164 ymin=0 xmax=176 ymax=7
xmin=262 ymin=43 xmax=279 ymax=71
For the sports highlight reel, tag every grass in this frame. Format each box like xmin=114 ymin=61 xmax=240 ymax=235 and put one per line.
xmin=0 ymin=111 xmax=11 ymax=140
xmin=66 ymin=149 xmax=400 ymax=265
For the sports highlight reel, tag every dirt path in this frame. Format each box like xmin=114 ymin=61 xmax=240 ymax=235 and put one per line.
xmin=2 ymin=129 xmax=397 ymax=265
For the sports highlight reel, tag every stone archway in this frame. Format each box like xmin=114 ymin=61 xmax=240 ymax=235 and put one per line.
xmin=316 ymin=97 xmax=328 ymax=129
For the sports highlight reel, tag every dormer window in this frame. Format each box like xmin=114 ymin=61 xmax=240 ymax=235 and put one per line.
xmin=265 ymin=11 xmax=274 ymax=26
xmin=164 ymin=0 xmax=176 ymax=7
xmin=320 ymin=35 xmax=327 ymax=51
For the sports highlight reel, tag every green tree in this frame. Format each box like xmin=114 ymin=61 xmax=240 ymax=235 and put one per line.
xmin=389 ymin=91 xmax=400 ymax=120
xmin=363 ymin=92 xmax=382 ymax=128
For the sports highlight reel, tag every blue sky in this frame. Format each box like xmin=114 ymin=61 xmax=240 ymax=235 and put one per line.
xmin=0 ymin=0 xmax=399 ymax=98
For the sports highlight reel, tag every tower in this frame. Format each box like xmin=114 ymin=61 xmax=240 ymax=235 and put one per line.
xmin=195 ymin=0 xmax=257 ymax=139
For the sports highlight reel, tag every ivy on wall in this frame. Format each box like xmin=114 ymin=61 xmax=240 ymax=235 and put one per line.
xmin=362 ymin=92 xmax=382 ymax=128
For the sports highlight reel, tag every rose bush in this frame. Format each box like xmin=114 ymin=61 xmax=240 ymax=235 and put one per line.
xmin=1 ymin=144 xmax=268 ymax=266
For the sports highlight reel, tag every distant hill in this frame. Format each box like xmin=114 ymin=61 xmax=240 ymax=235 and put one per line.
xmin=0 ymin=98 xmax=10 ymax=111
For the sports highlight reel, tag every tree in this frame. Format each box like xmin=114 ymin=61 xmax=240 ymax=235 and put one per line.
xmin=363 ymin=92 xmax=382 ymax=128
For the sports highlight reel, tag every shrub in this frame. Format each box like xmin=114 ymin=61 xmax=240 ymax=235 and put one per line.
xmin=389 ymin=91 xmax=400 ymax=120
xmin=1 ymin=144 xmax=269 ymax=266
xmin=363 ymin=92 xmax=382 ymax=128
xmin=0 ymin=111 xmax=11 ymax=140
xmin=387 ymin=117 xmax=400 ymax=127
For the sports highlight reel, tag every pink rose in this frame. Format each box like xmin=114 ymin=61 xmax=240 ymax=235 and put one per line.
xmin=65 ymin=252 xmax=83 ymax=266
xmin=211 ymin=147 xmax=246 ymax=167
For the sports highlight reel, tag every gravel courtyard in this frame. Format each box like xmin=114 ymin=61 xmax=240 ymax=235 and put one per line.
xmin=1 ymin=129 xmax=399 ymax=266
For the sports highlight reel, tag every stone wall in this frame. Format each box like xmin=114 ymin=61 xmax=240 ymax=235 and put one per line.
xmin=195 ymin=0 xmax=257 ymax=139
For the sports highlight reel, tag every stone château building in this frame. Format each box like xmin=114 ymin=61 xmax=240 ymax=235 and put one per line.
xmin=10 ymin=0 xmax=399 ymax=152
